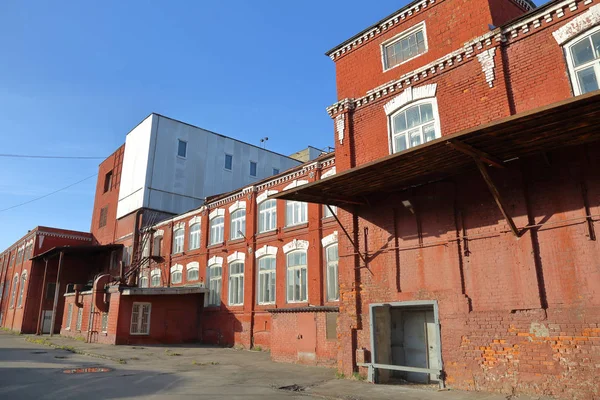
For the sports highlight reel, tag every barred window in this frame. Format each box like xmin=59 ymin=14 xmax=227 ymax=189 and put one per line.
xmin=130 ymin=302 xmax=151 ymax=335
xmin=99 ymin=206 xmax=108 ymax=228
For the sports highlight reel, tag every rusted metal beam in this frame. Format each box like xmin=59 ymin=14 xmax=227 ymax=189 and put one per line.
xmin=581 ymin=179 xmax=597 ymax=241
xmin=447 ymin=141 xmax=505 ymax=168
xmin=326 ymin=205 xmax=367 ymax=264
xmin=475 ymin=160 xmax=520 ymax=237
xmin=49 ymin=251 xmax=64 ymax=337
xmin=36 ymin=258 xmax=49 ymax=335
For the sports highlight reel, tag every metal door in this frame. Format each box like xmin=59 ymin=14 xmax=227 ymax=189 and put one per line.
xmin=297 ymin=313 xmax=316 ymax=363
xmin=425 ymin=310 xmax=440 ymax=381
xmin=403 ymin=311 xmax=428 ymax=383
xmin=42 ymin=311 xmax=53 ymax=334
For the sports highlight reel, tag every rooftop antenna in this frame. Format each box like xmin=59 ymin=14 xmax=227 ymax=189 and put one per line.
xmin=260 ymin=137 xmax=269 ymax=149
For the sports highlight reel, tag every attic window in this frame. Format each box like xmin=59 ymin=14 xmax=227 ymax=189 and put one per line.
xmin=382 ymin=22 xmax=427 ymax=71
xmin=103 ymin=171 xmax=113 ymax=193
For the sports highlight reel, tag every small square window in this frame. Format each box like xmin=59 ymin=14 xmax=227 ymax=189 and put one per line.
xmin=272 ymin=168 xmax=280 ymax=175
xmin=250 ymin=161 xmax=257 ymax=177
xmin=177 ymin=140 xmax=187 ymax=158
xmin=225 ymin=154 xmax=233 ymax=170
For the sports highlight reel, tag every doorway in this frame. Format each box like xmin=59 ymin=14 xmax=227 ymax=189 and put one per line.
xmin=370 ymin=301 xmax=442 ymax=384
xmin=42 ymin=310 xmax=53 ymax=334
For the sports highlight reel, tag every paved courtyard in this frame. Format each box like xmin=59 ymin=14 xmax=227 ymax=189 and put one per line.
xmin=0 ymin=332 xmax=552 ymax=399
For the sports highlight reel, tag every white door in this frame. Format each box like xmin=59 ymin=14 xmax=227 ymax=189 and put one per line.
xmin=42 ymin=311 xmax=53 ymax=334
xmin=425 ymin=310 xmax=440 ymax=382
xmin=403 ymin=311 xmax=428 ymax=383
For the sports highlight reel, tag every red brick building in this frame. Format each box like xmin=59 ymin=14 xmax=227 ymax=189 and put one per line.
xmin=273 ymin=0 xmax=600 ymax=397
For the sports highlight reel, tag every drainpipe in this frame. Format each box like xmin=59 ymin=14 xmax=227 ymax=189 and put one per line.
xmin=167 ymin=222 xmax=173 ymax=287
xmin=49 ymin=251 xmax=64 ymax=337
xmin=36 ymin=258 xmax=49 ymax=335
xmin=248 ymin=189 xmax=257 ymax=348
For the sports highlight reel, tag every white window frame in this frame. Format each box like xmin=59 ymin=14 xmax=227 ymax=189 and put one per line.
xmin=17 ymin=270 xmax=27 ymax=308
xmin=286 ymin=250 xmax=308 ymax=303
xmin=170 ymin=264 xmax=183 ymax=284
xmin=230 ymin=209 xmax=246 ymax=240
xmin=9 ymin=274 xmax=18 ymax=308
xmin=324 ymin=205 xmax=337 ymax=219
xmin=207 ymin=260 xmax=222 ymax=306
xmin=130 ymin=302 xmax=151 ymax=335
xmin=101 ymin=312 xmax=108 ymax=333
xmin=66 ymin=303 xmax=73 ymax=330
xmin=228 ymin=261 xmax=245 ymax=306
xmin=564 ymin=24 xmax=600 ymax=96
xmin=172 ymin=227 xmax=184 ymax=254
xmin=257 ymin=256 xmax=276 ymax=305
xmin=139 ymin=275 xmax=149 ymax=288
xmin=209 ymin=210 xmax=225 ymax=245
xmin=286 ymin=201 xmax=308 ymax=227
xmin=189 ymin=223 xmax=201 ymax=250
xmin=151 ymin=269 xmax=161 ymax=287
xmin=380 ymin=21 xmax=428 ymax=72
xmin=325 ymin=244 xmax=339 ymax=302
xmin=186 ymin=262 xmax=199 ymax=281
xmin=76 ymin=307 xmax=83 ymax=331
xmin=388 ymin=97 xmax=441 ymax=154
xmin=258 ymin=199 xmax=277 ymax=233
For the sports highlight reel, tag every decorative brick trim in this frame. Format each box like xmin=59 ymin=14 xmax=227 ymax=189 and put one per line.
xmin=227 ymin=251 xmax=246 ymax=264
xmin=170 ymin=264 xmax=183 ymax=273
xmin=553 ymin=4 xmax=600 ymax=44
xmin=268 ymin=306 xmax=339 ymax=313
xmin=335 ymin=114 xmax=345 ymax=145
xmin=321 ymin=167 xmax=336 ymax=179
xmin=186 ymin=261 xmax=199 ymax=270
xmin=188 ymin=216 xmax=201 ymax=226
xmin=257 ymin=190 xmax=278 ymax=204
xmin=154 ymin=229 xmax=164 ymax=237
xmin=383 ymin=83 xmax=437 ymax=115
xmin=255 ymin=245 xmax=278 ymax=258
xmin=208 ymin=256 xmax=223 ymax=266
xmin=37 ymin=231 xmax=93 ymax=242
xmin=283 ymin=239 xmax=309 ymax=254
xmin=477 ymin=48 xmax=497 ymax=87
xmin=321 ymin=231 xmax=339 ymax=247
xmin=283 ymin=180 xmax=309 ymax=191
xmin=151 ymin=268 xmax=161 ymax=277
xmin=228 ymin=200 xmax=246 ymax=214
xmin=209 ymin=208 xmax=225 ymax=220
xmin=174 ymin=221 xmax=185 ymax=231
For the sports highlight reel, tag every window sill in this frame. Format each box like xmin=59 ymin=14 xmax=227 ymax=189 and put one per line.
xmin=256 ymin=230 xmax=278 ymax=240
xmin=129 ymin=333 xmax=150 ymax=336
xmin=228 ymin=238 xmax=245 ymax=245
xmin=283 ymin=223 xmax=308 ymax=233
xmin=207 ymin=243 xmax=225 ymax=249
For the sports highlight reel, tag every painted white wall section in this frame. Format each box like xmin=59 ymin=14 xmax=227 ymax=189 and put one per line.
xmin=117 ymin=115 xmax=156 ymax=218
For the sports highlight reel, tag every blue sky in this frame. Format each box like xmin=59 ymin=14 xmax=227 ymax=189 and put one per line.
xmin=0 ymin=0 xmax=545 ymax=250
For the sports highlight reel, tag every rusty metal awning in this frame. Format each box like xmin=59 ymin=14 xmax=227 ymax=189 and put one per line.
xmin=270 ymin=91 xmax=600 ymax=207
xmin=119 ymin=285 xmax=208 ymax=296
xmin=31 ymin=244 xmax=124 ymax=261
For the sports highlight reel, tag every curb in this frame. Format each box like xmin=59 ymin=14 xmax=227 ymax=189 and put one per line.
xmin=24 ymin=337 xmax=126 ymax=364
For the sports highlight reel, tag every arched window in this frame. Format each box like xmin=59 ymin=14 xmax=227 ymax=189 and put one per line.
xmin=325 ymin=244 xmax=339 ymax=301
xmin=171 ymin=264 xmax=183 ymax=284
xmin=17 ymin=270 xmax=27 ymax=308
xmin=172 ymin=227 xmax=184 ymax=254
xmin=189 ymin=223 xmax=201 ymax=250
xmin=286 ymin=251 xmax=307 ymax=303
xmin=9 ymin=274 xmax=18 ymax=308
xmin=228 ymin=261 xmax=244 ymax=305
xmin=257 ymin=256 xmax=276 ymax=305
xmin=390 ymin=99 xmax=440 ymax=153
xmin=230 ymin=209 xmax=246 ymax=240
xmin=209 ymin=212 xmax=225 ymax=245
xmin=565 ymin=26 xmax=600 ymax=95
xmin=187 ymin=262 xmax=199 ymax=281
xmin=258 ymin=199 xmax=277 ymax=233
xmin=207 ymin=262 xmax=222 ymax=306
xmin=150 ymin=269 xmax=161 ymax=287
xmin=139 ymin=276 xmax=149 ymax=288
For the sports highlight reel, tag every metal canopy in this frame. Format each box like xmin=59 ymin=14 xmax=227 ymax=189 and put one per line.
xmin=270 ymin=91 xmax=600 ymax=207
xmin=31 ymin=244 xmax=123 ymax=260
xmin=120 ymin=286 xmax=208 ymax=296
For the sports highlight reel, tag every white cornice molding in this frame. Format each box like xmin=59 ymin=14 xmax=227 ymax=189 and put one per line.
xmin=208 ymin=255 xmax=223 ymax=266
xmin=321 ymin=231 xmax=339 ymax=248
xmin=36 ymin=231 xmax=92 ymax=242
xmin=383 ymin=84 xmax=437 ymax=115
xmin=321 ymin=167 xmax=337 ymax=179
xmin=255 ymin=245 xmax=278 ymax=258
xmin=283 ymin=179 xmax=309 ymax=191
xmin=553 ymin=3 xmax=600 ymax=44
xmin=336 ymin=114 xmax=346 ymax=144
xmin=227 ymin=251 xmax=246 ymax=264
xmin=477 ymin=48 xmax=497 ymax=87
xmin=283 ymin=239 xmax=309 ymax=254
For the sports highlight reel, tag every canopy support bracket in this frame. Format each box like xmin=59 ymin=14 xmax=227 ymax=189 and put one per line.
xmin=447 ymin=141 xmax=505 ymax=168
xmin=327 ymin=205 xmax=368 ymax=264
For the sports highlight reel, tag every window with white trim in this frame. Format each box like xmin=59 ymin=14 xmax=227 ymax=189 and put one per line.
xmin=172 ymin=228 xmax=184 ymax=254
xmin=228 ymin=261 xmax=244 ymax=305
xmin=171 ymin=265 xmax=183 ymax=284
xmin=286 ymin=201 xmax=308 ymax=227
xmin=66 ymin=303 xmax=73 ymax=330
xmin=152 ymin=236 xmax=163 ymax=257
xmin=286 ymin=251 xmax=307 ymax=303
xmin=390 ymin=99 xmax=440 ymax=153
xmin=258 ymin=199 xmax=277 ymax=233
xmin=258 ymin=256 xmax=276 ymax=305
xmin=187 ymin=262 xmax=199 ymax=281
xmin=325 ymin=244 xmax=339 ymax=301
xmin=324 ymin=205 xmax=337 ymax=219
xmin=208 ymin=263 xmax=222 ymax=306
xmin=209 ymin=216 xmax=224 ymax=245
xmin=76 ymin=307 xmax=83 ymax=331
xmin=151 ymin=269 xmax=161 ymax=287
xmin=130 ymin=302 xmax=151 ymax=335
xmin=101 ymin=312 xmax=108 ymax=333
xmin=565 ymin=26 xmax=600 ymax=95
xmin=17 ymin=271 xmax=27 ymax=308
xmin=139 ymin=276 xmax=149 ymax=288
xmin=382 ymin=23 xmax=427 ymax=71
xmin=189 ymin=223 xmax=201 ymax=250
xmin=9 ymin=274 xmax=18 ymax=308
xmin=230 ymin=209 xmax=246 ymax=240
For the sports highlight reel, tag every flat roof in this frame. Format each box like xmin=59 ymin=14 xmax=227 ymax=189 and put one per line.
xmin=31 ymin=244 xmax=123 ymax=260
xmin=271 ymin=91 xmax=600 ymax=206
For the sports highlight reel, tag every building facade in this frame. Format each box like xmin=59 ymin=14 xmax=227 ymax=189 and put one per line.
xmin=272 ymin=0 xmax=600 ymax=398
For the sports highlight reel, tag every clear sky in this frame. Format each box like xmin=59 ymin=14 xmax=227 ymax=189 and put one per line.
xmin=0 ymin=0 xmax=545 ymax=250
